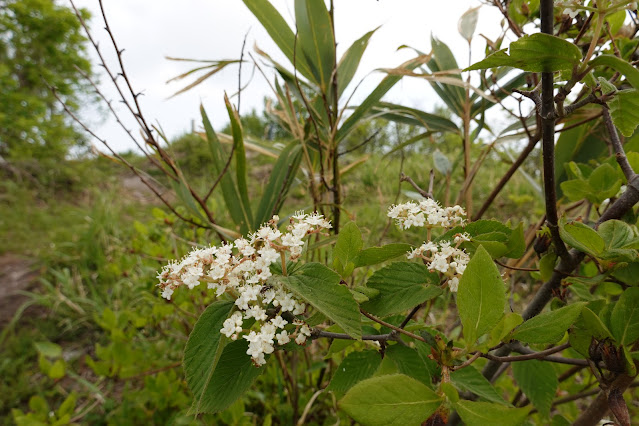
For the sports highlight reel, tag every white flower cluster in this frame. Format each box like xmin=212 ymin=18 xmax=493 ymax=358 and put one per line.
xmin=157 ymin=212 xmax=331 ymax=366
xmin=387 ymin=199 xmax=466 ymax=230
xmin=407 ymin=233 xmax=471 ymax=292
xmin=388 ymin=198 xmax=471 ymax=292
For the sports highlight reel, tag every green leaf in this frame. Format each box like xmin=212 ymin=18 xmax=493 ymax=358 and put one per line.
xmin=610 ymin=287 xmax=639 ymax=345
xmin=184 ymin=301 xmax=234 ymax=414
xmin=360 ymin=262 xmax=442 ymax=318
xmin=511 ymin=360 xmax=558 ymax=418
xmin=369 ymin=102 xmax=460 ymax=133
xmin=336 ymin=58 xmax=422 ymax=142
xmin=512 ymin=303 xmax=586 ymax=344
xmin=599 ymin=220 xmax=635 ymax=251
xmin=326 ymin=350 xmax=382 ymax=397
xmin=189 ymin=339 xmax=266 ymax=414
xmin=450 ymin=366 xmax=509 ymax=405
xmin=275 ymin=263 xmax=361 ymax=338
xmin=589 ymin=55 xmax=639 ymax=90
xmin=385 ymin=345 xmax=432 ymax=387
xmin=454 ymin=400 xmax=529 ymax=426
xmin=457 ymin=246 xmax=506 ymax=347
xmin=581 ymin=307 xmax=614 ymax=340
xmin=242 ymin=0 xmax=315 ymax=82
xmin=340 ymin=374 xmax=442 ymax=426
xmin=489 ymin=312 xmax=524 ymax=347
xmin=466 ymin=33 xmax=582 ymax=73
xmin=201 ymin=106 xmax=251 ymax=234
xmin=588 ymin=163 xmax=622 ymax=202
xmin=294 ymin=0 xmax=335 ymax=92
xmin=34 ymin=341 xmax=62 ymax=358
xmin=539 ymin=253 xmax=557 ymax=282
xmin=225 ymin=95 xmax=253 ymax=230
xmin=559 ymin=217 xmax=605 ymax=256
xmin=254 ymin=142 xmax=303 ymax=226
xmin=337 ymin=28 xmax=378 ymax=98
xmin=333 ymin=222 xmax=363 ymax=278
xmin=354 ymin=243 xmax=411 ymax=267
xmin=609 ymin=89 xmax=639 ymax=137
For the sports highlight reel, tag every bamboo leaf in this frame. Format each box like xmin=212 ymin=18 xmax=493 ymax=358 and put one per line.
xmin=242 ymin=0 xmax=315 ymax=81
xmin=337 ymin=28 xmax=378 ymax=98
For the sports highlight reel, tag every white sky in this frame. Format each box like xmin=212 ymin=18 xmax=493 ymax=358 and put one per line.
xmin=73 ymin=1 xmax=506 ymax=152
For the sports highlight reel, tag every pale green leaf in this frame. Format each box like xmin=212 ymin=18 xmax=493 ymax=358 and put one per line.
xmin=337 ymin=28 xmax=378 ymax=97
xmin=354 ymin=243 xmax=411 ymax=267
xmin=559 ymin=217 xmax=605 ymax=256
xmin=589 ymin=55 xmax=639 ymax=89
xmin=333 ymin=222 xmax=363 ymax=277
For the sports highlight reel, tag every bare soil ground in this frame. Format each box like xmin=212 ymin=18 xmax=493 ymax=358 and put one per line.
xmin=0 ymin=254 xmax=40 ymax=327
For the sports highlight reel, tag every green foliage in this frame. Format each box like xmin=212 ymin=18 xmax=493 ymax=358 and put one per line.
xmin=512 ymin=360 xmax=558 ymax=418
xmin=0 ymin=0 xmax=93 ymax=161
xmin=457 ymin=246 xmax=506 ymax=348
xmin=512 ymin=303 xmax=586 ymax=344
xmin=339 ymin=374 xmax=441 ymax=426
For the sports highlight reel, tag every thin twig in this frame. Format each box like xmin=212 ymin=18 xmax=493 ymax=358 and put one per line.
xmin=400 ymin=172 xmax=433 ymax=199
xmin=360 ymin=309 xmax=427 ymax=343
xmin=602 ymin=107 xmax=637 ymax=181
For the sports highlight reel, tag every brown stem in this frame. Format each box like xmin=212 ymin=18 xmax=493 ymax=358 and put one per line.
xmin=602 ymin=107 xmax=637 ymax=181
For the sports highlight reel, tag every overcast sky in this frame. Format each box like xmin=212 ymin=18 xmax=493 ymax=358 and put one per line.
xmin=73 ymin=1 xmax=506 ymax=152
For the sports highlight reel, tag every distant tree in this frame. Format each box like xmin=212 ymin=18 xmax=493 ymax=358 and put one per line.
xmin=0 ymin=0 xmax=93 ymax=162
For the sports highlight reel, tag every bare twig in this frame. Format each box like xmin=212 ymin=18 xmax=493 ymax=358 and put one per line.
xmin=400 ymin=172 xmax=433 ymax=199
xmin=602 ymin=107 xmax=637 ymax=181
xmin=360 ymin=309 xmax=427 ymax=343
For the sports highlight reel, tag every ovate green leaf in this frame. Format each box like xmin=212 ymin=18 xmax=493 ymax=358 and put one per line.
xmin=512 ymin=303 xmax=586 ymax=344
xmin=450 ymin=366 xmax=509 ymax=405
xmin=326 ymin=350 xmax=381 ymax=397
xmin=275 ymin=263 xmax=361 ymax=338
xmin=454 ymin=400 xmax=529 ymax=426
xmin=361 ymin=262 xmax=441 ymax=318
xmin=512 ymin=360 xmax=558 ymax=418
xmin=559 ymin=218 xmax=605 ymax=256
xmin=354 ymin=243 xmax=411 ymax=267
xmin=610 ymin=287 xmax=639 ymax=345
xmin=183 ymin=301 xmax=234 ymax=414
xmin=340 ymin=374 xmax=442 ymax=425
xmin=457 ymin=245 xmax=506 ymax=347
xmin=333 ymin=222 xmax=363 ymax=278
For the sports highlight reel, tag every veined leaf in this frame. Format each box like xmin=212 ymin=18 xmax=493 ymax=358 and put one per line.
xmin=354 ymin=243 xmax=412 ymax=267
xmin=333 ymin=222 xmax=363 ymax=278
xmin=337 ymin=28 xmax=378 ymax=98
xmin=385 ymin=345 xmax=432 ymax=387
xmin=450 ymin=366 xmax=509 ymax=405
xmin=361 ymin=262 xmax=441 ymax=318
xmin=559 ymin=217 xmax=605 ymax=256
xmin=512 ymin=303 xmax=586 ymax=344
xmin=609 ymin=89 xmax=639 ymax=137
xmin=274 ymin=263 xmax=361 ymax=338
xmin=183 ymin=301 xmax=234 ymax=414
xmin=512 ymin=360 xmax=558 ymax=418
xmin=466 ymin=33 xmax=581 ymax=73
xmin=589 ymin=55 xmax=639 ymax=89
xmin=454 ymin=400 xmax=529 ymax=426
xmin=610 ymin=287 xmax=639 ymax=345
xmin=188 ymin=339 xmax=266 ymax=414
xmin=457 ymin=245 xmax=506 ymax=348
xmin=340 ymin=374 xmax=442 ymax=426
xmin=326 ymin=350 xmax=381 ymax=397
